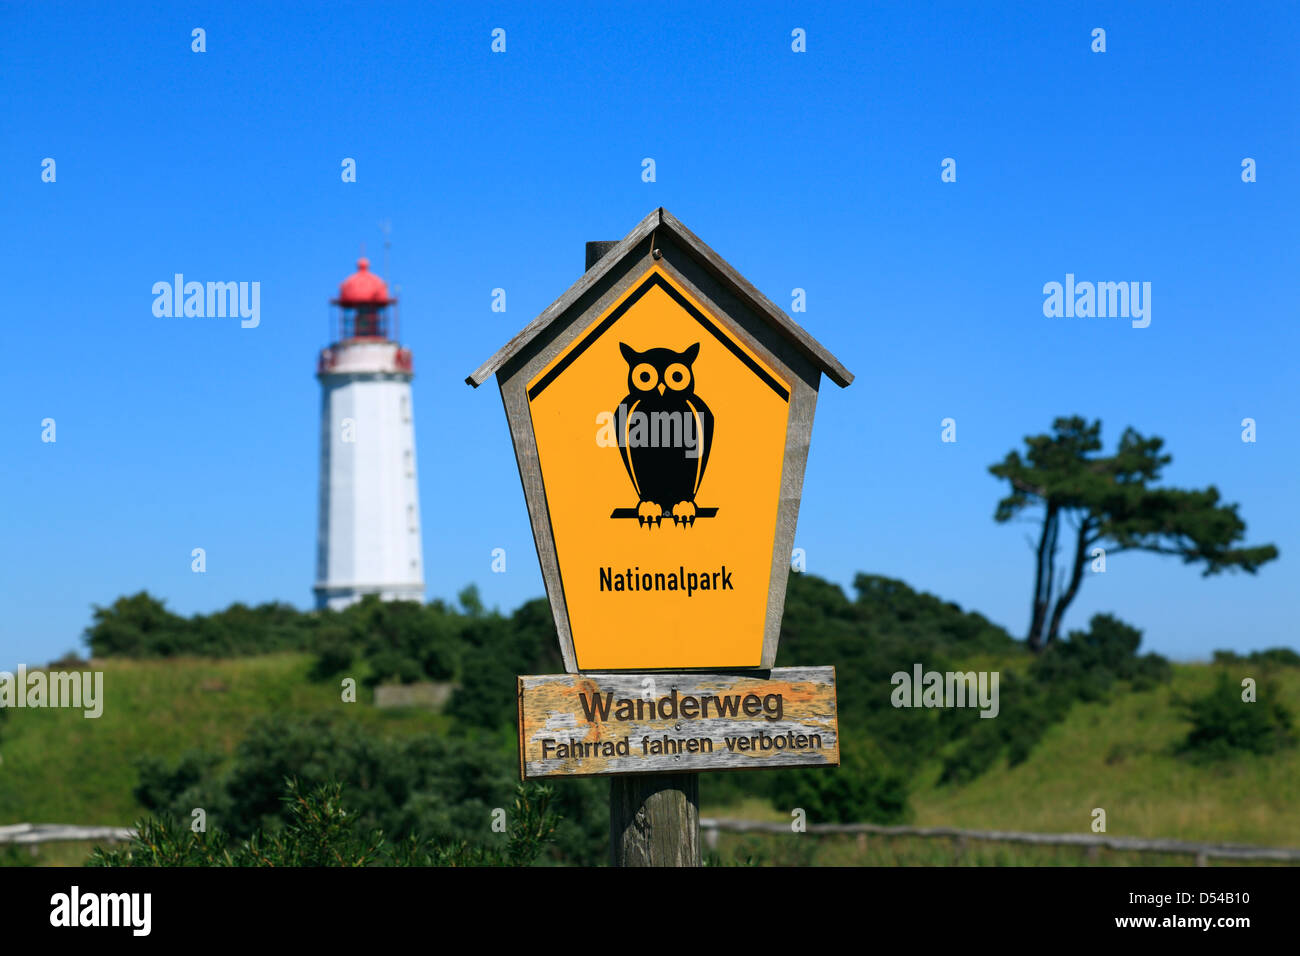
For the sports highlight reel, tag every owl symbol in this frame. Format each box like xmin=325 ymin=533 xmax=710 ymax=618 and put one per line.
xmin=617 ymin=342 xmax=714 ymax=527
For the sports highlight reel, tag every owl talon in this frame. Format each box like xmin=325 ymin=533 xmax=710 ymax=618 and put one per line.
xmin=637 ymin=500 xmax=663 ymax=528
xmin=671 ymin=501 xmax=697 ymax=527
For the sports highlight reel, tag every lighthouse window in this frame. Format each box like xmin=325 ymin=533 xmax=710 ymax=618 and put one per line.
xmin=407 ymin=504 xmax=418 ymax=532
xmin=400 ymin=395 xmax=411 ymax=422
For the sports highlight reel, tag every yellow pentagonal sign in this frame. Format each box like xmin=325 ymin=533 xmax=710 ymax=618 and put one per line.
xmin=525 ymin=266 xmax=790 ymax=669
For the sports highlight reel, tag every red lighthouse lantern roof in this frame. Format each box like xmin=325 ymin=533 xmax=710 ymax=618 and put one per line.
xmin=336 ymin=257 xmax=391 ymax=305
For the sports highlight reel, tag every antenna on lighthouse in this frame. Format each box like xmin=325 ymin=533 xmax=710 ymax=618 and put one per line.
xmin=380 ymin=219 xmax=397 ymax=342
xmin=379 ymin=219 xmax=392 ymax=281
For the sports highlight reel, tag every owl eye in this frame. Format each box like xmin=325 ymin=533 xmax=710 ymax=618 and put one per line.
xmin=664 ymin=363 xmax=690 ymax=390
xmin=631 ymin=363 xmax=658 ymax=390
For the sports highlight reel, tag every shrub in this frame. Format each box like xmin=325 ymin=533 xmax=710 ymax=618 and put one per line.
xmin=939 ymin=721 xmax=1007 ymax=785
xmin=89 ymin=779 xmax=559 ymax=867
xmin=1033 ymin=614 xmax=1171 ymax=698
xmin=84 ymin=592 xmax=321 ymax=658
xmin=771 ymin=738 xmax=909 ymax=824
xmin=307 ymin=622 xmax=355 ymax=680
xmin=1212 ymin=648 xmax=1300 ymax=669
xmin=133 ymin=750 xmax=221 ymax=812
xmin=1177 ymin=671 xmax=1295 ymax=760
xmin=84 ymin=592 xmax=187 ymax=657
xmin=133 ymin=714 xmax=605 ymax=865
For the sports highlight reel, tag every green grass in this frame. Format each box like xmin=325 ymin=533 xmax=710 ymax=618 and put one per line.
xmin=0 ymin=653 xmax=449 ymax=826
xmin=705 ymin=832 xmax=1292 ymax=866
xmin=908 ymin=663 xmax=1300 ymax=847
xmin=704 ymin=661 xmax=1300 ymax=860
xmin=4 ymin=654 xmax=1298 ymax=866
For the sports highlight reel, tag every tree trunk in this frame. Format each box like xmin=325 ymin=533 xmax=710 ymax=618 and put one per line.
xmin=1026 ymin=504 xmax=1060 ymax=652
xmin=1045 ymin=519 xmax=1091 ymax=644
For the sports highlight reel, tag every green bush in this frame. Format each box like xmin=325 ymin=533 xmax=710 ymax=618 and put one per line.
xmin=1212 ymin=648 xmax=1300 ymax=669
xmin=90 ymin=779 xmax=559 ymax=867
xmin=772 ymin=737 xmax=910 ymax=824
xmin=84 ymin=592 xmax=321 ymax=658
xmin=84 ymin=592 xmax=187 ymax=657
xmin=133 ymin=750 xmax=221 ymax=812
xmin=349 ymin=597 xmax=460 ymax=687
xmin=134 ymin=714 xmax=606 ymax=865
xmin=447 ymin=597 xmax=563 ymax=730
xmin=939 ymin=721 xmax=1006 ymax=786
xmin=1033 ymin=613 xmax=1172 ymax=699
xmin=1177 ymin=671 xmax=1295 ymax=760
xmin=771 ymin=577 xmax=1174 ymax=795
xmin=307 ymin=623 xmax=355 ymax=680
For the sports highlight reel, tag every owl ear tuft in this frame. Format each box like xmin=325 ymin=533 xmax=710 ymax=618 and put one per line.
xmin=683 ymin=342 xmax=700 ymax=362
xmin=619 ymin=342 xmax=638 ymax=363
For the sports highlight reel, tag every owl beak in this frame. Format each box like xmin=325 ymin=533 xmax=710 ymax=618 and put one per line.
xmin=657 ymin=384 xmax=665 ymax=396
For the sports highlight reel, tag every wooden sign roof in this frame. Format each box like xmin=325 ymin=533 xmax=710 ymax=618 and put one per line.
xmin=468 ymin=208 xmax=852 ymax=389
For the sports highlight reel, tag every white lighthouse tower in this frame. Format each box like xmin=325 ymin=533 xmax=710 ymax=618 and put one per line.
xmin=314 ymin=257 xmax=424 ymax=610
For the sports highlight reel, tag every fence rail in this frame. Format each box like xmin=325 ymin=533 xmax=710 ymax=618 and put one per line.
xmin=699 ymin=818 xmax=1300 ymax=864
xmin=6 ymin=819 xmax=1298 ymax=864
xmin=0 ymin=824 xmax=136 ymax=846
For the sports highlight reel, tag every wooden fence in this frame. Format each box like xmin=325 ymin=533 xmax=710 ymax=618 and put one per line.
xmin=6 ymin=819 xmax=1298 ymax=865
xmin=699 ymin=818 xmax=1300 ymax=864
xmin=0 ymin=824 xmax=135 ymax=846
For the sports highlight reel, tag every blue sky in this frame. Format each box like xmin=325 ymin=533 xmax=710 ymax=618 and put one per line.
xmin=2 ymin=1 xmax=1296 ymax=669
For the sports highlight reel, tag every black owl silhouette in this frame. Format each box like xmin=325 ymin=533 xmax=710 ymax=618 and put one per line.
xmin=616 ymin=342 xmax=714 ymax=527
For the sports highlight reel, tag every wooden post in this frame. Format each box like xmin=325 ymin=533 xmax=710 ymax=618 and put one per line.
xmin=610 ymin=773 xmax=701 ymax=867
xmin=589 ymin=240 xmax=701 ymax=868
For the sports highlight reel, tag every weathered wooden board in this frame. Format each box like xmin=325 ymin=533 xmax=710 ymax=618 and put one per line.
xmin=518 ymin=667 xmax=838 ymax=779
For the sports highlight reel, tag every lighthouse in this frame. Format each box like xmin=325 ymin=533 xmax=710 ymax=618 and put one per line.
xmin=314 ymin=257 xmax=424 ymax=610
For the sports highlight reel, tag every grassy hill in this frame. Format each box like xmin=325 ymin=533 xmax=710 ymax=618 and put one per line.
xmin=0 ymin=653 xmax=448 ymax=826
xmin=908 ymin=661 xmax=1300 ymax=846
xmin=5 ymin=573 xmax=1296 ymax=866
xmin=3 ymin=654 xmax=1297 ymax=863
xmin=706 ymin=661 xmax=1300 ymax=866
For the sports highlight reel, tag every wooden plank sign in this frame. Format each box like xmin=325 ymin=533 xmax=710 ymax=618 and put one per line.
xmin=468 ymin=209 xmax=853 ymax=672
xmin=518 ymin=667 xmax=839 ymax=779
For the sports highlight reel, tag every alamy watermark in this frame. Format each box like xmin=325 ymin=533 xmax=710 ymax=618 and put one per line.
xmin=595 ymin=404 xmax=700 ymax=458
xmin=0 ymin=666 xmax=103 ymax=718
xmin=152 ymin=274 xmax=260 ymax=328
xmin=890 ymin=664 xmax=999 ymax=718
xmin=1043 ymin=274 xmax=1150 ymax=328
xmin=50 ymin=886 xmax=150 ymax=936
